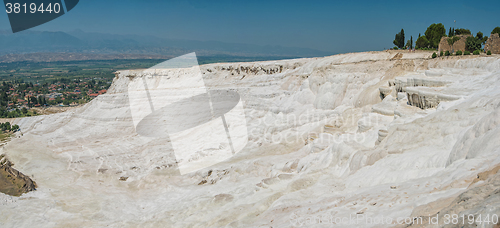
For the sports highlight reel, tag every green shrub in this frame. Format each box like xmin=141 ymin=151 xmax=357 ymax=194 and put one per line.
xmin=415 ymin=36 xmax=429 ymax=49
xmin=454 ymin=28 xmax=471 ymax=35
xmin=425 ymin=23 xmax=446 ymax=49
xmin=487 ymin=50 xmax=492 ymax=55
xmin=1 ymin=122 xmax=11 ymax=131
xmin=393 ymin=29 xmax=405 ymax=49
xmin=473 ymin=50 xmax=480 ymax=55
xmin=464 ymin=51 xmax=470 ymax=55
xmin=456 ymin=50 xmax=462 ymax=55
xmin=432 ymin=52 xmax=437 ymax=58
xmin=445 ymin=51 xmax=451 ymax=56
xmin=447 ymin=36 xmax=460 ymax=48
xmin=393 ymin=46 xmax=399 ymax=50
xmin=466 ymin=36 xmax=481 ymax=53
xmin=492 ymin=27 xmax=500 ymax=36
xmin=440 ymin=51 xmax=444 ymax=56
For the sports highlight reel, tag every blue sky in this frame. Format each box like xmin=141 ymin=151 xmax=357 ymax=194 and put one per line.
xmin=1 ymin=0 xmax=499 ymax=53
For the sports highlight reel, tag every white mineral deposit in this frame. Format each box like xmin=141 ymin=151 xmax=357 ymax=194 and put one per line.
xmin=1 ymin=51 xmax=500 ymax=227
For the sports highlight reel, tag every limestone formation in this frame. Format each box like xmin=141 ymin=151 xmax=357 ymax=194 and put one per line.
xmin=0 ymin=51 xmax=499 ymax=227
xmin=485 ymin=33 xmax=500 ymax=54
xmin=376 ymin=129 xmax=388 ymax=145
xmin=438 ymin=34 xmax=472 ymax=53
xmin=379 ymin=86 xmax=392 ymax=99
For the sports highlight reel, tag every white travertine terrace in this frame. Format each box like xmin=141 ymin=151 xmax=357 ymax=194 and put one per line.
xmin=1 ymin=51 xmax=500 ymax=227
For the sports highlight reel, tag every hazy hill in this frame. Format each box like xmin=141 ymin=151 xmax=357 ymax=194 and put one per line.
xmin=0 ymin=30 xmax=332 ymax=58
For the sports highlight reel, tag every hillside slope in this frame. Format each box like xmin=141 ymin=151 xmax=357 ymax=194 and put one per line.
xmin=1 ymin=51 xmax=500 ymax=227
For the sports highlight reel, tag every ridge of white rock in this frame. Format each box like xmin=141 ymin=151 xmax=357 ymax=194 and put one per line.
xmin=1 ymin=51 xmax=500 ymax=227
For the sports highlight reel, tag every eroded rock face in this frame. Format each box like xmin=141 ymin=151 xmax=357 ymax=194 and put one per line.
xmin=438 ymin=35 xmax=472 ymax=53
xmin=485 ymin=33 xmax=500 ymax=54
xmin=379 ymin=86 xmax=392 ymax=99
xmin=404 ymin=165 xmax=500 ymax=228
xmin=392 ymin=74 xmax=459 ymax=109
xmin=0 ymin=155 xmax=37 ymax=197
xmin=406 ymin=88 xmax=441 ymax=109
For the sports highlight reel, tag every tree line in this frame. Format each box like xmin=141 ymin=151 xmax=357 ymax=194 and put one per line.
xmin=393 ymin=24 xmax=500 ymax=53
xmin=0 ymin=122 xmax=19 ymax=132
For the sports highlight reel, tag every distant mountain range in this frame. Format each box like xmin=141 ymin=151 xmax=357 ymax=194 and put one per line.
xmin=0 ymin=52 xmax=171 ymax=63
xmin=0 ymin=30 xmax=333 ymax=59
